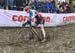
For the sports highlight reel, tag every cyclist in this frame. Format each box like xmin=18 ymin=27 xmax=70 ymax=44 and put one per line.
xmin=23 ymin=6 xmax=46 ymax=42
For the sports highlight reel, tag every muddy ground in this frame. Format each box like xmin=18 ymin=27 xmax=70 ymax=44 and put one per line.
xmin=0 ymin=24 xmax=75 ymax=53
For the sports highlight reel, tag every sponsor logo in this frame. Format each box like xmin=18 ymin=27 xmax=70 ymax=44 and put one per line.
xmin=63 ymin=16 xmax=75 ymax=22
xmin=12 ymin=15 xmax=53 ymax=23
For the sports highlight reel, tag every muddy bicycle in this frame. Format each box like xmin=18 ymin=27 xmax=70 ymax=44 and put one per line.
xmin=14 ymin=23 xmax=47 ymax=43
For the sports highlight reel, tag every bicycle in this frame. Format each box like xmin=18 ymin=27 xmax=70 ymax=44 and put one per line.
xmin=13 ymin=23 xmax=45 ymax=44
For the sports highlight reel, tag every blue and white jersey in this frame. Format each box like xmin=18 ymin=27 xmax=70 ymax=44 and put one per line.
xmin=29 ymin=10 xmax=37 ymax=19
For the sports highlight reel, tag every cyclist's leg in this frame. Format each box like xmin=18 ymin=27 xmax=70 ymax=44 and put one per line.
xmin=40 ymin=24 xmax=47 ymax=42
xmin=36 ymin=16 xmax=47 ymax=42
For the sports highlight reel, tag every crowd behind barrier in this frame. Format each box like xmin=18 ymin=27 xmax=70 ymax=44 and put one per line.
xmin=0 ymin=0 xmax=75 ymax=13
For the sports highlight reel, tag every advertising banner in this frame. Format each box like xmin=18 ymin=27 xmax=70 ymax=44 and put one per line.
xmin=0 ymin=9 xmax=75 ymax=27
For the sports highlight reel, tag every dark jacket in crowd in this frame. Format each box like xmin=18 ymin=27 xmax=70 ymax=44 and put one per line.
xmin=3 ymin=0 xmax=14 ymax=6
xmin=2 ymin=0 xmax=14 ymax=9
xmin=30 ymin=1 xmax=38 ymax=10
xmin=14 ymin=0 xmax=25 ymax=10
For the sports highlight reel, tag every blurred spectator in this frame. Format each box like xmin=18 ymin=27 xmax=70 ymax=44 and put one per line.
xmin=14 ymin=0 xmax=25 ymax=11
xmin=45 ymin=0 xmax=56 ymax=13
xmin=41 ymin=2 xmax=47 ymax=13
xmin=73 ymin=2 xmax=75 ymax=13
xmin=57 ymin=2 xmax=62 ymax=13
xmin=3 ymin=0 xmax=14 ymax=10
xmin=29 ymin=0 xmax=38 ymax=10
xmin=0 ymin=0 xmax=3 ymax=8
xmin=37 ymin=1 xmax=46 ymax=12
xmin=59 ymin=2 xmax=70 ymax=13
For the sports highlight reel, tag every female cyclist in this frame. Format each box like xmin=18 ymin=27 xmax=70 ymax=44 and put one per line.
xmin=23 ymin=6 xmax=47 ymax=42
